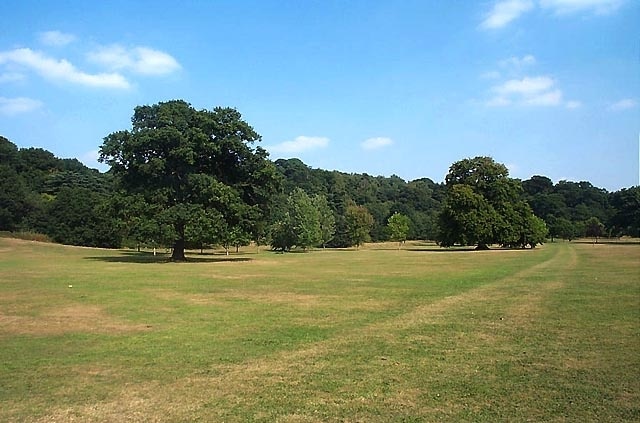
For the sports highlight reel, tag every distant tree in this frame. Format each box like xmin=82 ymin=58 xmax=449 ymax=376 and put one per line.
xmin=0 ymin=165 xmax=33 ymax=231
xmin=522 ymin=175 xmax=554 ymax=196
xmin=99 ymin=100 xmax=279 ymax=261
xmin=0 ymin=136 xmax=19 ymax=165
xmin=609 ymin=187 xmax=640 ymax=237
xmin=313 ymin=194 xmax=335 ymax=248
xmin=387 ymin=212 xmax=410 ymax=249
xmin=438 ymin=184 xmax=499 ymax=249
xmin=290 ymin=189 xmax=321 ymax=250
xmin=437 ymin=156 xmax=545 ymax=249
xmin=345 ymin=205 xmax=374 ymax=248
xmin=46 ymin=187 xmax=121 ymax=248
xmin=218 ymin=225 xmax=251 ymax=254
xmin=585 ymin=217 xmax=605 ymax=243
xmin=547 ymin=216 xmax=576 ymax=241
xmin=269 ymin=189 xmax=322 ymax=252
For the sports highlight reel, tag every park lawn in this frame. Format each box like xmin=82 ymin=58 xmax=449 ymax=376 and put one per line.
xmin=0 ymin=238 xmax=638 ymax=422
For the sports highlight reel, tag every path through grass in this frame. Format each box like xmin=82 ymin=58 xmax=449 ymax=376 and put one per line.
xmin=0 ymin=239 xmax=638 ymax=421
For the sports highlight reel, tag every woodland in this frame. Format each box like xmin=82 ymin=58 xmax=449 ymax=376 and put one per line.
xmin=0 ymin=101 xmax=638 ymax=256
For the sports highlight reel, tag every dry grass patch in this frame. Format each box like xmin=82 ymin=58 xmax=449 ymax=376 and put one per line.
xmin=0 ymin=304 xmax=151 ymax=336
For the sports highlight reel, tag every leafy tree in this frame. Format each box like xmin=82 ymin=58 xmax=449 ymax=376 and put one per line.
xmin=0 ymin=136 xmax=18 ymax=165
xmin=184 ymin=208 xmax=224 ymax=253
xmin=585 ymin=217 xmax=605 ymax=243
xmin=46 ymin=187 xmax=121 ymax=248
xmin=547 ymin=216 xmax=577 ymax=241
xmin=345 ymin=205 xmax=374 ymax=248
xmin=313 ymin=194 xmax=335 ymax=248
xmin=609 ymin=187 xmax=640 ymax=237
xmin=438 ymin=184 xmax=499 ymax=249
xmin=288 ymin=188 xmax=321 ymax=251
xmin=99 ymin=100 xmax=279 ymax=260
xmin=437 ymin=156 xmax=545 ymax=249
xmin=0 ymin=165 xmax=33 ymax=231
xmin=387 ymin=212 xmax=410 ymax=249
xmin=270 ymin=188 xmax=322 ymax=252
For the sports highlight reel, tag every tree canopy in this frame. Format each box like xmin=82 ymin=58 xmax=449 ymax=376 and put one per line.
xmin=2 ymin=126 xmax=638 ymax=251
xmin=387 ymin=212 xmax=411 ymax=248
xmin=99 ymin=100 xmax=279 ymax=260
xmin=437 ymin=156 xmax=547 ymax=249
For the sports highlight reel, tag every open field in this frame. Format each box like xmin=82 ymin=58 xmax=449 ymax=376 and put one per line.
xmin=0 ymin=238 xmax=638 ymax=422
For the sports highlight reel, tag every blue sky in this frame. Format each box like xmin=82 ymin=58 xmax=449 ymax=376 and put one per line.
xmin=0 ymin=0 xmax=637 ymax=191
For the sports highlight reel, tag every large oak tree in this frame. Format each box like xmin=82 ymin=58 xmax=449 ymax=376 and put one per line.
xmin=99 ymin=100 xmax=279 ymax=260
xmin=437 ymin=156 xmax=547 ymax=249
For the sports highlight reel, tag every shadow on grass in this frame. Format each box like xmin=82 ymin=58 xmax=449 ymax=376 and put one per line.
xmin=85 ymin=251 xmax=253 ymax=264
xmin=573 ymin=240 xmax=640 ymax=246
xmin=407 ymin=247 xmax=477 ymax=253
xmin=407 ymin=246 xmax=538 ymax=253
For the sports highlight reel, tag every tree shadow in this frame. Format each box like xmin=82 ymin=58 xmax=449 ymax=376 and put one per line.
xmin=407 ymin=246 xmax=536 ymax=253
xmin=85 ymin=251 xmax=253 ymax=264
xmin=407 ymin=247 xmax=477 ymax=253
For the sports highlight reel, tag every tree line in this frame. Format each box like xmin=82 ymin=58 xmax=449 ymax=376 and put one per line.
xmin=1 ymin=100 xmax=638 ymax=257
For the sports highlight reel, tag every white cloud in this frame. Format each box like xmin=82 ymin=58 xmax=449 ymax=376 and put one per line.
xmin=269 ymin=136 xmax=330 ymax=154
xmin=524 ymin=89 xmax=563 ymax=106
xmin=0 ymin=96 xmax=43 ymax=116
xmin=0 ymin=48 xmax=129 ymax=89
xmin=488 ymin=75 xmax=565 ymax=107
xmin=499 ymin=54 xmax=536 ymax=69
xmin=88 ymin=45 xmax=181 ymax=76
xmin=481 ymin=0 xmax=624 ymax=30
xmin=361 ymin=137 xmax=394 ymax=151
xmin=480 ymin=0 xmax=535 ymax=29
xmin=39 ymin=30 xmax=76 ymax=47
xmin=496 ymin=76 xmax=555 ymax=95
xmin=608 ymin=98 xmax=637 ymax=111
xmin=539 ymin=0 xmax=625 ymax=15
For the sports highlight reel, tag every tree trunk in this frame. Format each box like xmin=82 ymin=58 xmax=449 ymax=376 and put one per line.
xmin=475 ymin=243 xmax=490 ymax=250
xmin=172 ymin=238 xmax=187 ymax=261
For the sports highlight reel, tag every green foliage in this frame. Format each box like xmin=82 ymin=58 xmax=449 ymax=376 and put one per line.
xmin=438 ymin=156 xmax=546 ymax=249
xmin=438 ymin=184 xmax=500 ymax=248
xmin=269 ymin=188 xmax=327 ymax=251
xmin=608 ymin=186 xmax=640 ymax=237
xmin=547 ymin=216 xmax=576 ymax=241
xmin=387 ymin=212 xmax=410 ymax=247
xmin=273 ymin=159 xmax=445 ymax=244
xmin=99 ymin=100 xmax=279 ymax=260
xmin=0 ymin=130 xmax=636 ymax=251
xmin=345 ymin=204 xmax=374 ymax=248
xmin=313 ymin=193 xmax=335 ymax=248
xmin=0 ymin=165 xmax=32 ymax=231
xmin=46 ymin=187 xmax=122 ymax=248
xmin=585 ymin=217 xmax=605 ymax=243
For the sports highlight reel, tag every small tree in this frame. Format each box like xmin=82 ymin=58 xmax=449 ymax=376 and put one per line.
xmin=269 ymin=188 xmax=321 ymax=252
xmin=345 ymin=205 xmax=374 ymax=248
xmin=288 ymin=188 xmax=321 ymax=251
xmin=548 ymin=216 xmax=576 ymax=242
xmin=313 ymin=194 xmax=335 ymax=248
xmin=585 ymin=217 xmax=605 ymax=243
xmin=387 ymin=212 xmax=410 ymax=249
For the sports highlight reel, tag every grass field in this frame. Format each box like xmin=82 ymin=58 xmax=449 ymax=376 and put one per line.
xmin=0 ymin=238 xmax=638 ymax=422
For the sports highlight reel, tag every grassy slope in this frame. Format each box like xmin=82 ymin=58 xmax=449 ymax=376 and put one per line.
xmin=0 ymin=239 xmax=638 ymax=422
